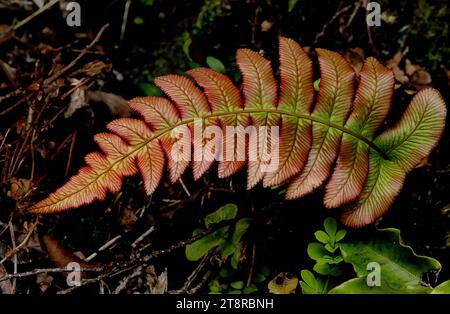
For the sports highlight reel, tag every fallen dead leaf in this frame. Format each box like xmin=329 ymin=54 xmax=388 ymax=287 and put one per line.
xmin=42 ymin=234 xmax=92 ymax=278
xmin=261 ymin=20 xmax=273 ymax=32
xmin=64 ymin=79 xmax=88 ymax=118
xmin=146 ymin=265 xmax=168 ymax=294
xmin=411 ymin=69 xmax=432 ymax=86
xmin=268 ymin=272 xmax=298 ymax=294
xmin=120 ymin=206 xmax=138 ymax=232
xmin=8 ymin=177 xmax=31 ymax=201
xmin=36 ymin=272 xmax=54 ymax=293
xmin=344 ymin=48 xmax=365 ymax=74
xmin=0 ymin=264 xmax=13 ymax=294
xmin=88 ymin=90 xmax=131 ymax=116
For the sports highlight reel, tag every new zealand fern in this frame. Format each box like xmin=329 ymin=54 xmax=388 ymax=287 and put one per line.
xmin=29 ymin=37 xmax=446 ymax=228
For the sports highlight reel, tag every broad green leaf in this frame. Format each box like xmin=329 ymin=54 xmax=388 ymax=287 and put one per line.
xmin=307 ymin=242 xmax=328 ymax=260
xmin=335 ymin=229 xmax=347 ymax=242
xmin=181 ymin=31 xmax=192 ymax=61
xmin=231 ymin=218 xmax=251 ymax=244
xmin=204 ymin=203 xmax=238 ymax=228
xmin=288 ymin=0 xmax=299 ymax=12
xmin=313 ymin=78 xmax=320 ymax=91
xmin=230 ymin=281 xmax=244 ymax=290
xmin=313 ymin=263 xmax=342 ymax=277
xmin=259 ymin=266 xmax=271 ymax=277
xmin=431 ymin=280 xmax=450 ymax=294
xmin=324 ymin=243 xmax=338 ymax=253
xmin=243 ymin=284 xmax=258 ymax=294
xmin=253 ymin=273 xmax=266 ymax=283
xmin=323 ymin=217 xmax=337 ymax=237
xmin=206 ymin=56 xmax=226 ymax=73
xmin=230 ymin=247 xmax=241 ymax=269
xmin=218 ymin=217 xmax=250 ymax=260
xmin=300 ymin=270 xmax=327 ymax=294
xmin=185 ymin=226 xmax=229 ymax=261
xmin=209 ymin=279 xmax=222 ymax=292
xmin=329 ymin=277 xmax=392 ymax=294
xmin=316 ymin=256 xmax=334 ymax=265
xmin=134 ymin=16 xmax=144 ymax=25
xmin=139 ymin=83 xmax=164 ymax=96
xmin=219 ymin=268 xmax=233 ymax=278
xmin=335 ymin=228 xmax=441 ymax=294
xmin=314 ymin=230 xmax=330 ymax=244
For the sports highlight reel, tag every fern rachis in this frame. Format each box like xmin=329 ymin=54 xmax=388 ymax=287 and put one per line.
xmin=29 ymin=37 xmax=446 ymax=228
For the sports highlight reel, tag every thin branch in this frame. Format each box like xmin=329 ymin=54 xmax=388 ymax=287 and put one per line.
xmin=314 ymin=3 xmax=354 ymax=44
xmin=12 ymin=0 xmax=60 ymax=31
xmin=57 ymin=223 xmax=229 ymax=294
xmin=85 ymin=234 xmax=122 ymax=262
xmin=120 ymin=0 xmax=131 ymax=41
xmin=0 ymin=267 xmax=104 ymax=283
xmin=43 ymin=24 xmax=109 ymax=86
xmin=0 ymin=218 xmax=39 ymax=264
xmin=131 ymin=226 xmax=155 ymax=248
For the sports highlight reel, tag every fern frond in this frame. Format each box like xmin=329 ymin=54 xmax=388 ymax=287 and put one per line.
xmin=29 ymin=37 xmax=447 ymax=228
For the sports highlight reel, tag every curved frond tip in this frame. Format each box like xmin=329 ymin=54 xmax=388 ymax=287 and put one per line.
xmin=29 ymin=37 xmax=446 ymax=228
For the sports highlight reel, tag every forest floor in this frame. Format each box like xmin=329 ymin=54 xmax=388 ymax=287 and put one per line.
xmin=0 ymin=0 xmax=449 ymax=294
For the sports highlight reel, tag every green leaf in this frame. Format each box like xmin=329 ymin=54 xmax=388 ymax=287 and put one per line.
xmin=185 ymin=226 xmax=229 ymax=261
xmin=329 ymin=277 xmax=385 ymax=294
xmin=288 ymin=0 xmax=299 ymax=12
xmin=205 ymin=203 xmax=238 ymax=228
xmin=316 ymin=256 xmax=333 ymax=265
xmin=139 ymin=0 xmax=155 ymax=5
xmin=217 ymin=217 xmax=250 ymax=261
xmin=313 ymin=263 xmax=332 ymax=276
xmin=323 ymin=217 xmax=337 ymax=237
xmin=259 ymin=266 xmax=270 ymax=277
xmin=431 ymin=280 xmax=450 ymax=294
xmin=231 ymin=218 xmax=251 ymax=244
xmin=230 ymin=281 xmax=245 ymax=290
xmin=253 ymin=273 xmax=266 ymax=283
xmin=219 ymin=268 xmax=233 ymax=278
xmin=230 ymin=248 xmax=240 ymax=269
xmin=335 ymin=229 xmax=347 ymax=242
xmin=324 ymin=243 xmax=338 ymax=253
xmin=336 ymin=228 xmax=441 ymax=294
xmin=243 ymin=284 xmax=258 ymax=294
xmin=314 ymin=230 xmax=330 ymax=244
xmin=300 ymin=270 xmax=326 ymax=294
xmin=307 ymin=242 xmax=328 ymax=261
xmin=313 ymin=78 xmax=320 ymax=91
xmin=206 ymin=56 xmax=226 ymax=73
xmin=139 ymin=83 xmax=163 ymax=96
xmin=209 ymin=279 xmax=222 ymax=292
xmin=134 ymin=16 xmax=144 ymax=25
xmin=181 ymin=31 xmax=193 ymax=62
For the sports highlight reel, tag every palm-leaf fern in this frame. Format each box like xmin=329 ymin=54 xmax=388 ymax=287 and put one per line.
xmin=29 ymin=37 xmax=446 ymax=228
